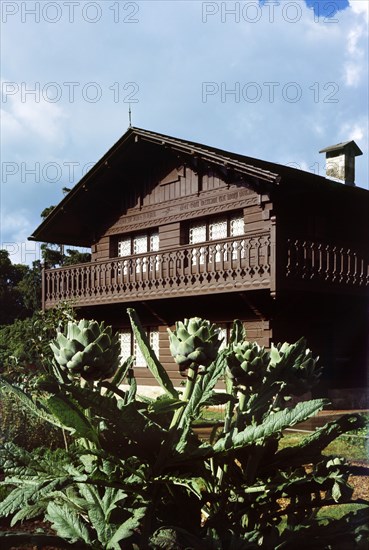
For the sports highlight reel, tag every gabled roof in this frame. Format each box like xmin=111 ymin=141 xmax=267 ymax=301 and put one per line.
xmin=319 ymin=140 xmax=363 ymax=156
xmin=127 ymin=127 xmax=281 ymax=183
xmin=29 ymin=127 xmax=367 ymax=247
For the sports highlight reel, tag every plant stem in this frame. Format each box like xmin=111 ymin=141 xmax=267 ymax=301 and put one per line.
xmin=169 ymin=366 xmax=197 ymax=430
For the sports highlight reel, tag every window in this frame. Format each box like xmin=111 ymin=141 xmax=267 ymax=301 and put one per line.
xmin=189 ymin=213 xmax=244 ymax=264
xmin=118 ymin=231 xmax=159 ymax=273
xmin=118 ymin=231 xmax=159 ymax=256
xmin=120 ymin=328 xmax=159 ymax=367
xmin=189 ymin=222 xmax=207 ymax=264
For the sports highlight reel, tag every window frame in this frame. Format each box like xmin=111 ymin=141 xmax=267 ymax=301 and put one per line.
xmin=189 ymin=212 xmax=245 ymax=245
xmin=117 ymin=230 xmax=159 ymax=258
xmin=189 ymin=212 xmax=245 ymax=264
xmin=120 ymin=327 xmax=159 ymax=368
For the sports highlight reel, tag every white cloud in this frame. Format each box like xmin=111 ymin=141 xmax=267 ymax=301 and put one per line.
xmin=0 ymin=208 xmax=44 ymax=264
xmin=349 ymin=0 xmax=369 ymax=21
xmin=347 ymin=26 xmax=365 ymax=55
xmin=340 ymin=121 xmax=365 ymax=142
xmin=1 ymin=80 xmax=68 ymax=151
xmin=342 ymin=2 xmax=369 ymax=87
xmin=344 ymin=62 xmax=362 ymax=86
xmin=1 ymin=209 xmax=32 ymax=242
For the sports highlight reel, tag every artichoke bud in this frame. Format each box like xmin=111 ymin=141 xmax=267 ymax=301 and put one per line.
xmin=168 ymin=317 xmax=222 ymax=375
xmin=284 ymin=346 xmax=322 ymax=396
xmin=50 ymin=319 xmax=121 ymax=381
xmin=226 ymin=341 xmax=268 ymax=387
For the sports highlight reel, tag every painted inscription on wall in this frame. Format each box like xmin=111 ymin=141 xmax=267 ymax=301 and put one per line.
xmin=106 ymin=187 xmax=258 ymax=235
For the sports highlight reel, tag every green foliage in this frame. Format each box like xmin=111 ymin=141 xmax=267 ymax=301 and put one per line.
xmin=0 ymin=249 xmax=36 ymax=324
xmin=0 ymin=312 xmax=367 ymax=549
xmin=127 ymin=308 xmax=178 ymax=398
xmin=0 ymin=391 xmax=67 ymax=451
xmin=15 ymin=260 xmax=42 ymax=313
xmin=0 ymin=304 xmax=75 ymax=451
xmin=63 ymin=249 xmax=92 ymax=266
xmin=0 ymin=302 xmax=75 ymax=381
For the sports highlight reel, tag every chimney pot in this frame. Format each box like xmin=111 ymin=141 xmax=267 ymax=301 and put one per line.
xmin=319 ymin=140 xmax=363 ymax=186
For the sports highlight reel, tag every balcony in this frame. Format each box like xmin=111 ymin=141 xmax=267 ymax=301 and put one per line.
xmin=285 ymin=238 xmax=369 ymax=292
xmin=43 ymin=233 xmax=272 ymax=309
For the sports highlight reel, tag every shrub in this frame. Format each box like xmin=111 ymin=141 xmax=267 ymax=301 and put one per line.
xmin=0 ymin=392 xmax=67 ymax=451
xmin=0 ymin=302 xmax=75 ymax=381
xmin=0 ymin=303 xmax=75 ymax=451
xmin=0 ymin=310 xmax=368 ymax=549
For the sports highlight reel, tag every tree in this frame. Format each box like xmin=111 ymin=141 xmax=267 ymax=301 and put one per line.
xmin=0 ymin=250 xmax=30 ymax=324
xmin=40 ymin=203 xmax=91 ymax=268
xmin=17 ymin=260 xmax=42 ymax=312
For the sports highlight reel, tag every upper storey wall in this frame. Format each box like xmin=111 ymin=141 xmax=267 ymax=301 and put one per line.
xmin=91 ymin=163 xmax=271 ymax=262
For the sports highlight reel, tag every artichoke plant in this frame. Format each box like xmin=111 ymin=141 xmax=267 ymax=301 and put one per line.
xmin=226 ymin=340 xmax=269 ymax=388
xmin=270 ymin=339 xmax=322 ymax=396
xmin=168 ymin=317 xmax=222 ymax=374
xmin=50 ymin=319 xmax=121 ymax=381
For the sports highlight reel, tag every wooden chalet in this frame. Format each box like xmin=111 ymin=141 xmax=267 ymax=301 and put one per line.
xmin=29 ymin=128 xmax=369 ymax=404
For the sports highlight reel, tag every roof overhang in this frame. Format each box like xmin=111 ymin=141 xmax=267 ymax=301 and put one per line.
xmin=30 ymin=127 xmax=367 ymax=248
xmin=29 ymin=127 xmax=281 ymax=247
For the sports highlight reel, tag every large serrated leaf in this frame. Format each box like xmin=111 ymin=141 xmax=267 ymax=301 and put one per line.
xmin=107 ymin=505 xmax=147 ymax=549
xmin=180 ymin=352 xmax=227 ymax=425
xmin=45 ymin=395 xmax=99 ymax=445
xmin=148 ymin=396 xmax=184 ymax=416
xmin=127 ymin=308 xmax=178 ymax=399
xmin=0 ymin=478 xmax=63 ymax=519
xmin=229 ymin=319 xmax=247 ymax=345
xmin=0 ymin=486 xmax=36 ymax=517
xmin=0 ymin=377 xmax=62 ymax=429
xmin=154 ymin=475 xmax=204 ymax=499
xmin=101 ymin=487 xmax=128 ymax=518
xmin=11 ymin=502 xmax=46 ymax=526
xmin=273 ymin=413 xmax=366 ymax=469
xmin=213 ymin=399 xmax=327 ymax=454
xmin=46 ymin=501 xmax=92 ymax=545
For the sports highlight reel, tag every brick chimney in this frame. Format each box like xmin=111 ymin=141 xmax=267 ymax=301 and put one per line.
xmin=319 ymin=140 xmax=363 ymax=186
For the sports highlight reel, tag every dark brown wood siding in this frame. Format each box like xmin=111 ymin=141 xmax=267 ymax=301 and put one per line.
xmin=92 ymin=236 xmax=110 ymax=262
xmin=91 ymin=162 xmax=268 ymax=263
xmin=159 ymin=223 xmax=182 ymax=249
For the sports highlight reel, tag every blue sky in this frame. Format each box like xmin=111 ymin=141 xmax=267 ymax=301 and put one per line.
xmin=1 ymin=0 xmax=368 ymax=264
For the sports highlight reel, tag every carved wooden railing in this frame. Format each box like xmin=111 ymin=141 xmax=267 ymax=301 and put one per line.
xmin=286 ymin=239 xmax=369 ymax=288
xmin=43 ymin=234 xmax=271 ymax=308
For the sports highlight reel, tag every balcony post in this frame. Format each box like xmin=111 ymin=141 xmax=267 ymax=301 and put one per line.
xmin=41 ymin=263 xmax=46 ymax=311
xmin=270 ymin=216 xmax=277 ymax=298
